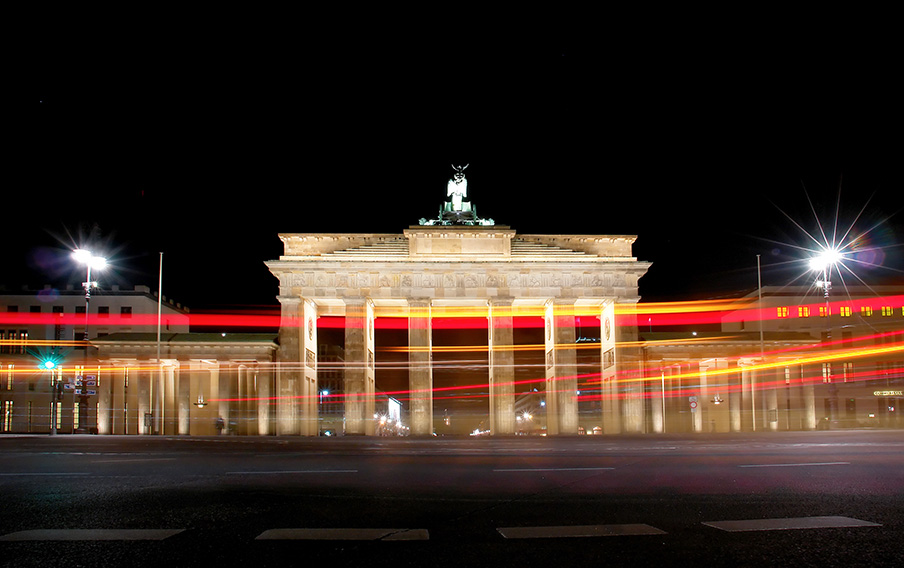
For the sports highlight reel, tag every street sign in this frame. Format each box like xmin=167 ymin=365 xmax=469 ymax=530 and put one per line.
xmin=63 ymin=384 xmax=74 ymax=390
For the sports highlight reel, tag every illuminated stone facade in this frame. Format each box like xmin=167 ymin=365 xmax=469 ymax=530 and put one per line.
xmin=266 ymin=226 xmax=651 ymax=436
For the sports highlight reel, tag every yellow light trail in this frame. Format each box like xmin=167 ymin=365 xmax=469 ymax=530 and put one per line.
xmin=622 ymin=342 xmax=904 ymax=386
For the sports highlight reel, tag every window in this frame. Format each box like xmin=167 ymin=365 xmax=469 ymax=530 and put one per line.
xmin=861 ymin=306 xmax=873 ymax=317
xmin=6 ymin=306 xmax=17 ymax=313
xmin=777 ymin=306 xmax=789 ymax=318
xmin=3 ymin=400 xmax=12 ymax=431
xmin=843 ymin=362 xmax=854 ymax=383
xmin=819 ymin=306 xmax=831 ymax=317
xmin=881 ymin=306 xmax=893 ymax=316
xmin=840 ymin=306 xmax=852 ymax=317
xmin=822 ymin=363 xmax=832 ymax=383
xmin=98 ymin=306 xmax=110 ymax=318
xmin=798 ymin=306 xmax=810 ymax=318
xmin=30 ymin=306 xmax=41 ymax=313
xmin=120 ymin=306 xmax=132 ymax=318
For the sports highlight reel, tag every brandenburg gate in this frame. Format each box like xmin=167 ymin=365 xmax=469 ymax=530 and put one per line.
xmin=266 ymin=167 xmax=651 ymax=436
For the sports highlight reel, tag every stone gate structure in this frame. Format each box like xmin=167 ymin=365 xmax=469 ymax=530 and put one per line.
xmin=266 ymin=169 xmax=651 ymax=435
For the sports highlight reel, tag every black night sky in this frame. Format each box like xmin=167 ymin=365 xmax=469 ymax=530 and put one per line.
xmin=15 ymin=18 xmax=903 ymax=314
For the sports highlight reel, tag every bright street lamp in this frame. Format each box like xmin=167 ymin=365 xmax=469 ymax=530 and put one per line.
xmin=808 ymin=247 xmax=843 ymax=299
xmin=72 ymin=249 xmax=107 ymax=341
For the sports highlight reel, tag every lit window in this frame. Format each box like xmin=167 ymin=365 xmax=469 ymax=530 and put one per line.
xmin=798 ymin=306 xmax=810 ymax=318
xmin=840 ymin=306 xmax=852 ymax=317
xmin=819 ymin=306 xmax=831 ymax=317
xmin=777 ymin=307 xmax=789 ymax=318
xmin=843 ymin=362 xmax=853 ymax=382
xmin=3 ymin=400 xmax=12 ymax=431
xmin=881 ymin=306 xmax=893 ymax=316
xmin=861 ymin=306 xmax=873 ymax=317
xmin=822 ymin=363 xmax=832 ymax=383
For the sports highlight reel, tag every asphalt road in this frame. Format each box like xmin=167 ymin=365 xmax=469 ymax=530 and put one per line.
xmin=1 ymin=431 xmax=902 ymax=567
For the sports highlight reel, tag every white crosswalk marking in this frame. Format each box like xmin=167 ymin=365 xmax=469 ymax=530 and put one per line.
xmin=498 ymin=524 xmax=666 ymax=539
xmin=255 ymin=528 xmax=429 ymax=541
xmin=0 ymin=529 xmax=184 ymax=541
xmin=703 ymin=516 xmax=881 ymax=532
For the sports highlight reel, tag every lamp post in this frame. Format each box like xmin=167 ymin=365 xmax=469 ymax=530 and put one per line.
xmin=72 ymin=249 xmax=107 ymax=341
xmin=809 ymin=247 xmax=843 ymax=423
xmin=72 ymin=249 xmax=106 ymax=433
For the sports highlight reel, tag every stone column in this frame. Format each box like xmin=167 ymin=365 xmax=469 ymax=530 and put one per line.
xmin=177 ymin=362 xmax=190 ymax=435
xmin=238 ymin=365 xmax=249 ymax=435
xmin=545 ymin=298 xmax=578 ymax=435
xmin=706 ymin=358 xmax=731 ymax=433
xmin=488 ymin=296 xmax=515 ymax=435
xmin=208 ymin=364 xmax=222 ymax=435
xmin=801 ymin=363 xmax=817 ymax=430
xmin=615 ymin=299 xmax=643 ymax=433
xmin=599 ymin=301 xmax=621 ymax=434
xmin=219 ymin=364 xmax=236 ymax=434
xmin=164 ymin=363 xmax=177 ymax=435
xmin=137 ymin=364 xmax=152 ymax=435
xmin=408 ymin=298 xmax=433 ymax=436
xmin=688 ymin=362 xmax=703 ymax=434
xmin=345 ymin=298 xmax=375 ymax=435
xmin=276 ymin=297 xmax=301 ymax=435
xmin=729 ymin=360 xmax=742 ymax=432
xmin=301 ymin=299 xmax=319 ymax=436
xmin=96 ymin=362 xmax=112 ymax=435
xmin=763 ymin=366 xmax=779 ymax=431
xmin=651 ymin=366 xmax=666 ymax=433
xmin=257 ymin=364 xmax=271 ymax=435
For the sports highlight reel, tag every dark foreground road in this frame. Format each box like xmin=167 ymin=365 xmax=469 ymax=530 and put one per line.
xmin=1 ymin=431 xmax=902 ymax=567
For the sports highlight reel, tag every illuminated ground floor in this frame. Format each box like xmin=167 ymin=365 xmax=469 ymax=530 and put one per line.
xmin=2 ymin=329 xmax=901 ymax=436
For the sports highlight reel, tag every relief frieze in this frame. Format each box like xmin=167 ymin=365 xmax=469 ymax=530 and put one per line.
xmin=294 ymin=268 xmax=634 ymax=296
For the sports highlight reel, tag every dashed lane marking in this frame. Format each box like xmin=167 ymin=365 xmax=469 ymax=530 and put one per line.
xmin=492 ymin=467 xmax=614 ymax=473
xmin=738 ymin=462 xmax=850 ymax=468
xmin=226 ymin=469 xmax=358 ymax=475
xmin=0 ymin=472 xmax=91 ymax=476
